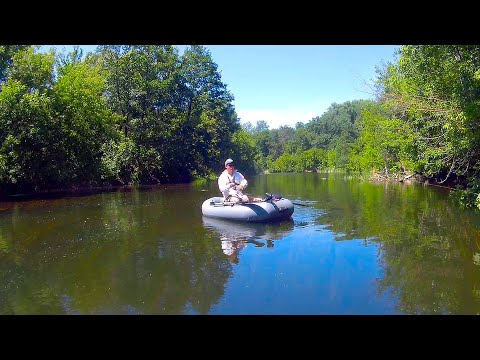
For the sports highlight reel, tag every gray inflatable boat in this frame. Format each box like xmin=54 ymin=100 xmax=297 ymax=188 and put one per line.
xmin=202 ymin=194 xmax=294 ymax=222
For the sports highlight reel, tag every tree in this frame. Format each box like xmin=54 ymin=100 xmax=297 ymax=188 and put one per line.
xmin=0 ymin=45 xmax=31 ymax=84
xmin=242 ymin=121 xmax=255 ymax=133
xmin=255 ymin=120 xmax=269 ymax=132
xmin=378 ymin=45 xmax=480 ymax=185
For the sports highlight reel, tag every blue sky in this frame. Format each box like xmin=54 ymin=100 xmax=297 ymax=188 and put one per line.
xmin=40 ymin=45 xmax=399 ymax=129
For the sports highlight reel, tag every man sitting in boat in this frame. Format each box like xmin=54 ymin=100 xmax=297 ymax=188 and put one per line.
xmin=218 ymin=158 xmax=262 ymax=203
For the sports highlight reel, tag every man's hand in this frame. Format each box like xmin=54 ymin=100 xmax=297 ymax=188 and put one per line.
xmin=237 ymin=184 xmax=244 ymax=191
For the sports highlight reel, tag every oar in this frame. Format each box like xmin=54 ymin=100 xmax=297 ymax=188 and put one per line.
xmin=291 ymin=199 xmax=318 ymax=207
xmin=292 ymin=202 xmax=309 ymax=207
xmin=263 ymin=193 xmax=312 ymax=207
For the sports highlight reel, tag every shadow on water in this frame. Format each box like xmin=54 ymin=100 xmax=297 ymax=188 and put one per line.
xmin=0 ymin=183 xmax=198 ymax=213
xmin=0 ymin=183 xmax=195 ymax=202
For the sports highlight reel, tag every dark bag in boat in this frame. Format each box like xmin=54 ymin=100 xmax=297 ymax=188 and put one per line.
xmin=264 ymin=193 xmax=283 ymax=201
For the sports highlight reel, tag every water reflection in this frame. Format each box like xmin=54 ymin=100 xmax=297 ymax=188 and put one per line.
xmin=202 ymin=217 xmax=294 ymax=264
xmin=2 ymin=174 xmax=480 ymax=314
xmin=0 ymin=187 xmax=233 ymax=315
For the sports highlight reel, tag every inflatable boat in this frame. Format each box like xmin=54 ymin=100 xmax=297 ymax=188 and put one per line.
xmin=201 ymin=193 xmax=294 ymax=222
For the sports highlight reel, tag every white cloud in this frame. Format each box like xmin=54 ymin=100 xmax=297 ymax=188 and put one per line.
xmin=237 ymin=107 xmax=328 ymax=129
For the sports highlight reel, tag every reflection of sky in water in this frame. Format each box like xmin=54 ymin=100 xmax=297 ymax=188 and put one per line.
xmin=206 ymin=204 xmax=400 ymax=315
xmin=292 ymin=203 xmax=326 ymax=228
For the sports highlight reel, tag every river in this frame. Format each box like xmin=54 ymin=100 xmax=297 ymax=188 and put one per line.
xmin=1 ymin=172 xmax=479 ymax=314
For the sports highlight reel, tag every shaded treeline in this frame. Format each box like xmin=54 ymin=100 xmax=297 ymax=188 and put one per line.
xmin=0 ymin=45 xmax=256 ymax=195
xmin=1 ymin=45 xmax=479 ymax=209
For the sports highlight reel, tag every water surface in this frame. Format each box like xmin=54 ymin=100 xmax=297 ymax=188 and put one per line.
xmin=1 ymin=173 xmax=480 ymax=314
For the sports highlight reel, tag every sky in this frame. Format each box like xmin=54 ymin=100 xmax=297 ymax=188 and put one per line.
xmin=40 ymin=45 xmax=399 ymax=129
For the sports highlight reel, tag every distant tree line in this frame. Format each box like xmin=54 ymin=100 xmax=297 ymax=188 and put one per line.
xmin=242 ymin=100 xmax=370 ymax=173
xmin=1 ymin=45 xmax=479 ymax=210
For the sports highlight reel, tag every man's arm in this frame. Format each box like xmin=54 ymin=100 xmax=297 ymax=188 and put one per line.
xmin=236 ymin=172 xmax=248 ymax=191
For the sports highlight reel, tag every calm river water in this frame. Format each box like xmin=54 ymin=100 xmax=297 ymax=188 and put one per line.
xmin=1 ymin=172 xmax=480 ymax=315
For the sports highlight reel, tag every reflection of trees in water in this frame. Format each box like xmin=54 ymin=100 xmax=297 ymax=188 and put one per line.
xmin=375 ymin=205 xmax=480 ymax=314
xmin=101 ymin=229 xmax=230 ymax=315
xmin=0 ymin=189 xmax=233 ymax=314
xmin=203 ymin=217 xmax=294 ymax=264
xmin=314 ymin=180 xmax=480 ymax=314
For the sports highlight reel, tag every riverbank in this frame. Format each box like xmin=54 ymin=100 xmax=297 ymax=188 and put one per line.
xmin=370 ymin=171 xmax=425 ymax=184
xmin=368 ymin=170 xmax=458 ymax=193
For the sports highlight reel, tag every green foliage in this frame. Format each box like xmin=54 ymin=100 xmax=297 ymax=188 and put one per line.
xmin=0 ymin=45 xmax=31 ymax=84
xmin=450 ymin=176 xmax=480 ymax=210
xmin=254 ymin=120 xmax=270 ymax=132
xmin=244 ymin=99 xmax=378 ymax=174
xmin=285 ymin=127 xmax=315 ymax=154
xmin=250 ymin=130 xmax=271 ymax=159
xmin=372 ymin=45 xmax=480 ymax=208
xmin=240 ymin=120 xmax=270 ymax=134
xmin=57 ymin=45 xmax=85 ymax=69
xmin=347 ymin=104 xmax=418 ymax=174
xmin=379 ymin=46 xmax=480 ymax=182
xmin=0 ymin=45 xmax=253 ymax=192
xmin=294 ymin=148 xmax=327 ymax=172
xmin=101 ymin=136 xmax=163 ymax=185
xmin=306 ymin=100 xmax=374 ymax=150
xmin=0 ymin=50 xmax=58 ymax=191
xmin=53 ymin=60 xmax=115 ymax=184
xmin=229 ymin=129 xmax=260 ymax=175
xmin=266 ymin=148 xmax=328 ymax=173
xmin=0 ymin=47 xmax=116 ymax=192
xmin=9 ymin=47 xmax=55 ymax=92
xmin=326 ymin=149 xmax=336 ymax=170
xmin=94 ymin=45 xmax=242 ymax=184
